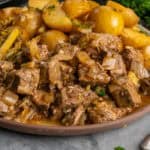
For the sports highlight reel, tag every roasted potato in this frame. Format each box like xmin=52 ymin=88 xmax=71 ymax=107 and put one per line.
xmin=121 ymin=28 xmax=150 ymax=48
xmin=120 ymin=8 xmax=139 ymax=27
xmin=42 ymin=6 xmax=72 ymax=32
xmin=63 ymin=0 xmax=91 ymax=19
xmin=107 ymin=0 xmax=125 ymax=11
xmin=91 ymin=6 xmax=124 ymax=35
xmin=41 ymin=30 xmax=68 ymax=51
xmin=16 ymin=9 xmax=42 ymax=38
xmin=28 ymin=0 xmax=59 ymax=10
xmin=107 ymin=1 xmax=139 ymax=27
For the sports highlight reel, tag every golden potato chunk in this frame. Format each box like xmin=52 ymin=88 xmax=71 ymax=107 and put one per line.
xmin=121 ymin=28 xmax=150 ymax=48
xmin=63 ymin=0 xmax=91 ymax=19
xmin=42 ymin=5 xmax=72 ymax=32
xmin=41 ymin=30 xmax=68 ymax=51
xmin=107 ymin=1 xmax=139 ymax=27
xmin=16 ymin=9 xmax=42 ymax=38
xmin=28 ymin=0 xmax=59 ymax=10
xmin=91 ymin=6 xmax=124 ymax=35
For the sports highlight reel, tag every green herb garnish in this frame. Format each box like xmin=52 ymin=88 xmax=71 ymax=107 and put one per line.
xmin=48 ymin=5 xmax=56 ymax=11
xmin=95 ymin=87 xmax=106 ymax=97
xmin=114 ymin=146 xmax=125 ymax=150
xmin=72 ymin=19 xmax=91 ymax=29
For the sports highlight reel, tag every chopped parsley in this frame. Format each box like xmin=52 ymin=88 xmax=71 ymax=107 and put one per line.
xmin=48 ymin=5 xmax=56 ymax=11
xmin=114 ymin=146 xmax=125 ymax=150
xmin=72 ymin=19 xmax=91 ymax=29
xmin=95 ymin=86 xmax=106 ymax=97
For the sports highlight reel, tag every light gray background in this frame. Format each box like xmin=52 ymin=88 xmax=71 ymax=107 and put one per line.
xmin=0 ymin=114 xmax=149 ymax=150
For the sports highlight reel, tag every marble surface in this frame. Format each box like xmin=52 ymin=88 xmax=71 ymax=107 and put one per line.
xmin=0 ymin=114 xmax=149 ymax=150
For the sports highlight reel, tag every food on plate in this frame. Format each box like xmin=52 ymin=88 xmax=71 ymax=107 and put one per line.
xmin=41 ymin=30 xmax=68 ymax=52
xmin=42 ymin=5 xmax=72 ymax=32
xmin=90 ymin=6 xmax=124 ymax=35
xmin=62 ymin=0 xmax=91 ymax=19
xmin=107 ymin=0 xmax=139 ymax=27
xmin=121 ymin=28 xmax=150 ymax=48
xmin=0 ymin=0 xmax=149 ymax=126
xmin=28 ymin=0 xmax=59 ymax=10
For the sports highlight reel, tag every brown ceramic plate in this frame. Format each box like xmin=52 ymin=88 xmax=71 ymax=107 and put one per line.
xmin=0 ymin=16 xmax=149 ymax=136
xmin=0 ymin=105 xmax=149 ymax=136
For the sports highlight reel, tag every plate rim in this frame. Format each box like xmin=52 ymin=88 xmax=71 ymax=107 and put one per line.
xmin=0 ymin=105 xmax=149 ymax=136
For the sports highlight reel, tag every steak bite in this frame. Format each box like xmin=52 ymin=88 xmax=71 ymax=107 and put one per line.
xmin=0 ymin=86 xmax=19 ymax=119
xmin=48 ymin=43 xmax=79 ymax=88
xmin=87 ymin=100 xmax=132 ymax=124
xmin=77 ymin=51 xmax=110 ymax=85
xmin=79 ymin=33 xmax=123 ymax=53
xmin=122 ymin=46 xmax=149 ymax=79
xmin=109 ymin=77 xmax=141 ymax=107
xmin=102 ymin=52 xmax=127 ymax=78
xmin=16 ymin=68 xmax=40 ymax=95
xmin=61 ymin=85 xmax=100 ymax=125
xmin=0 ymin=61 xmax=13 ymax=83
xmin=32 ymin=90 xmax=54 ymax=113
xmin=15 ymin=97 xmax=42 ymax=123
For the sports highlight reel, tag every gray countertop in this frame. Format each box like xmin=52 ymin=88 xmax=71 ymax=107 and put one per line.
xmin=0 ymin=114 xmax=149 ymax=150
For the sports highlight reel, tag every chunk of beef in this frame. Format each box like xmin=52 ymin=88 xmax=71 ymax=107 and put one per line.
xmin=54 ymin=43 xmax=80 ymax=61
xmin=122 ymin=46 xmax=149 ymax=79
xmin=79 ymin=33 xmax=123 ymax=53
xmin=2 ymin=90 xmax=18 ymax=106
xmin=32 ymin=90 xmax=54 ymax=114
xmin=102 ymin=52 xmax=127 ymax=78
xmin=131 ymin=61 xmax=149 ymax=79
xmin=28 ymin=37 xmax=49 ymax=61
xmin=61 ymin=85 xmax=99 ymax=108
xmin=39 ymin=62 xmax=49 ymax=90
xmin=122 ymin=46 xmax=144 ymax=69
xmin=78 ymin=64 xmax=110 ymax=85
xmin=38 ymin=44 xmax=49 ymax=61
xmin=140 ymin=78 xmax=150 ymax=96
xmin=48 ymin=43 xmax=79 ymax=88
xmin=77 ymin=51 xmax=110 ymax=85
xmin=15 ymin=97 xmax=42 ymax=123
xmin=60 ymin=62 xmax=75 ymax=86
xmin=0 ymin=61 xmax=13 ymax=83
xmin=62 ymin=105 xmax=86 ymax=126
xmin=61 ymin=85 xmax=100 ymax=125
xmin=87 ymin=100 xmax=132 ymax=124
xmin=49 ymin=61 xmax=75 ymax=89
xmin=0 ymin=87 xmax=19 ymax=119
xmin=109 ymin=77 xmax=141 ymax=107
xmin=0 ymin=101 xmax=8 ymax=115
xmin=16 ymin=68 xmax=40 ymax=95
xmin=48 ymin=60 xmax=62 ymax=88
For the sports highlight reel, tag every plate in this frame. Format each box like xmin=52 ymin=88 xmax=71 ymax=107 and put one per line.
xmin=0 ymin=2 xmax=149 ymax=136
xmin=0 ymin=105 xmax=149 ymax=136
